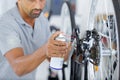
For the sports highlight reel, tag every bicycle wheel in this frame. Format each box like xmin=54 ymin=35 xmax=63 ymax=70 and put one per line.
xmin=88 ymin=0 xmax=119 ymax=80
xmin=60 ymin=0 xmax=119 ymax=80
xmin=73 ymin=0 xmax=119 ymax=80
xmin=61 ymin=0 xmax=120 ymax=80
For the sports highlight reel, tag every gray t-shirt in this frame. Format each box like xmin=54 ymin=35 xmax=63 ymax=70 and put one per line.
xmin=0 ymin=5 xmax=51 ymax=80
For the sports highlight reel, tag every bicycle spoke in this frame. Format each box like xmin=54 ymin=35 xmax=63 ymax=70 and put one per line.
xmin=60 ymin=0 xmax=119 ymax=80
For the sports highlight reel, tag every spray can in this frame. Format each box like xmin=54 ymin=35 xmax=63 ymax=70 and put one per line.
xmin=49 ymin=34 xmax=66 ymax=70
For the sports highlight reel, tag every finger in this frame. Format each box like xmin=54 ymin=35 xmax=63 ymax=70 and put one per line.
xmin=51 ymin=31 xmax=63 ymax=40
xmin=51 ymin=54 xmax=62 ymax=57
xmin=48 ymin=48 xmax=67 ymax=57
xmin=50 ymin=40 xmax=67 ymax=46
xmin=49 ymin=52 xmax=64 ymax=58
xmin=67 ymin=42 xmax=72 ymax=47
xmin=48 ymin=44 xmax=68 ymax=51
xmin=63 ymin=43 xmax=72 ymax=61
xmin=64 ymin=54 xmax=69 ymax=61
xmin=52 ymin=50 xmax=67 ymax=55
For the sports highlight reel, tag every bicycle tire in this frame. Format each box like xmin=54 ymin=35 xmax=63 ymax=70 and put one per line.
xmin=83 ymin=0 xmax=119 ymax=80
xmin=60 ymin=0 xmax=120 ymax=80
xmin=92 ymin=0 xmax=120 ymax=80
xmin=60 ymin=1 xmax=76 ymax=80
xmin=112 ymin=0 xmax=120 ymax=80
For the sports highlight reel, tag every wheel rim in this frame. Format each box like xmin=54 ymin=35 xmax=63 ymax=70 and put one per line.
xmin=60 ymin=0 xmax=119 ymax=80
xmin=85 ymin=0 xmax=119 ymax=80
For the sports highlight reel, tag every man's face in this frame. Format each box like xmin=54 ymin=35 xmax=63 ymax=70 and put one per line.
xmin=18 ymin=0 xmax=46 ymax=18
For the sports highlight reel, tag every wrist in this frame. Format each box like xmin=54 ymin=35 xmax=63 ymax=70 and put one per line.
xmin=44 ymin=43 xmax=49 ymax=58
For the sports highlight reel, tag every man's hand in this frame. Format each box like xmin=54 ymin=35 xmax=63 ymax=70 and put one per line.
xmin=46 ymin=31 xmax=71 ymax=61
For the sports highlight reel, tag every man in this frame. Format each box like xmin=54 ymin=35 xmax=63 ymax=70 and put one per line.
xmin=0 ymin=0 xmax=71 ymax=80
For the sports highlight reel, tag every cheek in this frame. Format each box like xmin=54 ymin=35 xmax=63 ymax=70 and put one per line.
xmin=24 ymin=3 xmax=33 ymax=11
xmin=41 ymin=1 xmax=46 ymax=9
xmin=22 ymin=5 xmax=31 ymax=15
xmin=23 ymin=1 xmax=33 ymax=10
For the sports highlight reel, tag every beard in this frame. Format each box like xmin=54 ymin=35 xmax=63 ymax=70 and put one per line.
xmin=29 ymin=9 xmax=42 ymax=18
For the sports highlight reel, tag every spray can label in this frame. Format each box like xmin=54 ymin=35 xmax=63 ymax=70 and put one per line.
xmin=50 ymin=34 xmax=66 ymax=70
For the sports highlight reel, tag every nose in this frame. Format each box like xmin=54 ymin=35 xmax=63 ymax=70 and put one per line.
xmin=34 ymin=0 xmax=45 ymax=9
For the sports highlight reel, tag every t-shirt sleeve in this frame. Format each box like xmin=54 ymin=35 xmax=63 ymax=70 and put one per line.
xmin=0 ymin=25 xmax=22 ymax=56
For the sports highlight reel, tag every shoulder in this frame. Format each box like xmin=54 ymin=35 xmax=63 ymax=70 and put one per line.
xmin=0 ymin=7 xmax=18 ymax=30
xmin=0 ymin=9 xmax=15 ymax=22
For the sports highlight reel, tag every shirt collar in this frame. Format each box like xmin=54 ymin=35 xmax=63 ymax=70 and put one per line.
xmin=10 ymin=4 xmax=27 ymax=25
xmin=10 ymin=4 xmax=42 ymax=27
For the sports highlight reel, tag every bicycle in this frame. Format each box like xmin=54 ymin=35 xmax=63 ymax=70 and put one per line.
xmin=60 ymin=0 xmax=120 ymax=80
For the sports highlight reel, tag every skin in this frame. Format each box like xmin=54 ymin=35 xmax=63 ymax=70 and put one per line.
xmin=18 ymin=0 xmax=46 ymax=27
xmin=5 ymin=0 xmax=71 ymax=77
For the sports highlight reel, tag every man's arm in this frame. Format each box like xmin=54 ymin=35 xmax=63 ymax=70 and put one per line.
xmin=5 ymin=31 xmax=71 ymax=77
xmin=5 ymin=44 xmax=47 ymax=76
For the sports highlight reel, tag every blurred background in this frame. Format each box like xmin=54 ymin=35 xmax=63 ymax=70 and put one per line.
xmin=0 ymin=0 xmax=119 ymax=80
